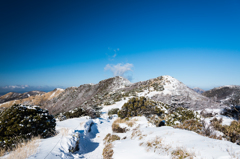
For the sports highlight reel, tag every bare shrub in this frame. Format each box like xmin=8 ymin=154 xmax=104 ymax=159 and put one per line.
xmin=108 ymin=108 xmax=119 ymax=116
xmin=5 ymin=136 xmax=40 ymax=159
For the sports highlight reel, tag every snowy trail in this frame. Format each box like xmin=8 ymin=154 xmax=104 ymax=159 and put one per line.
xmin=72 ymin=117 xmax=113 ymax=159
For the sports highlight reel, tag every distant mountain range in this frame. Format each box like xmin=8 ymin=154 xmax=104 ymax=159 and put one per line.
xmin=0 ymin=88 xmax=64 ymax=110
xmin=202 ymin=85 xmax=240 ymax=106
xmin=0 ymin=75 xmax=232 ymax=115
xmin=0 ymin=85 xmax=64 ymax=96
xmin=192 ymin=87 xmax=205 ymax=94
xmin=0 ymin=91 xmax=45 ymax=104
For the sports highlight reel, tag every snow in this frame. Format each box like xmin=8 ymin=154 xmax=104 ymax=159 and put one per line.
xmin=49 ymin=91 xmax=56 ymax=98
xmin=2 ymin=96 xmax=240 ymax=159
xmin=56 ymin=88 xmax=64 ymax=91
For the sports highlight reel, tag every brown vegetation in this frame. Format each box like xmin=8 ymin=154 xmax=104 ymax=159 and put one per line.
xmin=0 ymin=136 xmax=40 ymax=159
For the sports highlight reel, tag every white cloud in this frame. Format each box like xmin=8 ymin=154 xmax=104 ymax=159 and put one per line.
xmin=104 ymin=63 xmax=134 ymax=79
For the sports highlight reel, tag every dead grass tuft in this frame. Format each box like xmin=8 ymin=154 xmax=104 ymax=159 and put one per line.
xmin=113 ymin=118 xmax=138 ymax=127
xmin=103 ymin=133 xmax=120 ymax=144
xmin=171 ymin=147 xmax=195 ymax=159
xmin=112 ymin=118 xmax=136 ymax=133
xmin=102 ymin=133 xmax=121 ymax=159
xmin=131 ymin=125 xmax=142 ymax=139
xmin=5 ymin=136 xmax=40 ymax=159
xmin=0 ymin=148 xmax=6 ymax=157
xmin=102 ymin=142 xmax=114 ymax=159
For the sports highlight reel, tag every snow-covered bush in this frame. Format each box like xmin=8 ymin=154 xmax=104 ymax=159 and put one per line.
xmin=0 ymin=104 xmax=56 ymax=150
xmin=210 ymin=118 xmax=240 ymax=144
xmin=151 ymin=83 xmax=164 ymax=91
xmin=64 ymin=107 xmax=86 ymax=119
xmin=118 ymin=97 xmax=164 ymax=119
xmin=62 ymin=106 xmax=100 ymax=119
xmin=165 ymin=107 xmax=200 ymax=126
xmin=174 ymin=119 xmax=203 ymax=134
xmin=221 ymin=106 xmax=240 ymax=120
xmin=108 ymin=108 xmax=119 ymax=116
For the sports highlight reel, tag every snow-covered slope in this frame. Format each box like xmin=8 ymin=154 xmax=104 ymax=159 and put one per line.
xmin=202 ymin=85 xmax=240 ymax=105
xmin=6 ymin=99 xmax=236 ymax=159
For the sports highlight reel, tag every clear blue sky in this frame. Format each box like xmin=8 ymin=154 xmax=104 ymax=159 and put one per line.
xmin=0 ymin=0 xmax=240 ymax=90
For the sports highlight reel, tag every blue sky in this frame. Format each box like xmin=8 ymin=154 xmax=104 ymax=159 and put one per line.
xmin=0 ymin=0 xmax=240 ymax=91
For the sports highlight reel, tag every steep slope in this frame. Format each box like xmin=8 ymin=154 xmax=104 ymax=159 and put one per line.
xmin=0 ymin=88 xmax=64 ymax=109
xmin=44 ymin=76 xmax=131 ymax=115
xmin=202 ymin=85 xmax=240 ymax=105
xmin=0 ymin=91 xmax=45 ymax=104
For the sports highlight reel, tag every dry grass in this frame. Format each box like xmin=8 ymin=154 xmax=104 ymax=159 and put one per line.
xmin=102 ymin=142 xmax=114 ymax=159
xmin=140 ymin=136 xmax=195 ymax=158
xmin=102 ymin=133 xmax=119 ymax=159
xmin=59 ymin=127 xmax=70 ymax=137
xmin=113 ymin=118 xmax=138 ymax=127
xmin=0 ymin=148 xmax=6 ymax=157
xmin=4 ymin=136 xmax=40 ymax=159
xmin=131 ymin=125 xmax=142 ymax=139
xmin=143 ymin=136 xmax=166 ymax=152
xmin=103 ymin=133 xmax=120 ymax=144
xmin=112 ymin=118 xmax=127 ymax=133
xmin=112 ymin=118 xmax=139 ymax=133
xmin=171 ymin=147 xmax=195 ymax=159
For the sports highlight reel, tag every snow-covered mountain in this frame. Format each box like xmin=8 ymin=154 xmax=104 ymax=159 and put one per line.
xmin=41 ymin=75 xmax=222 ymax=116
xmin=1 ymin=76 xmax=239 ymax=159
xmin=0 ymin=75 xmax=223 ymax=114
xmin=202 ymin=85 xmax=240 ymax=106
